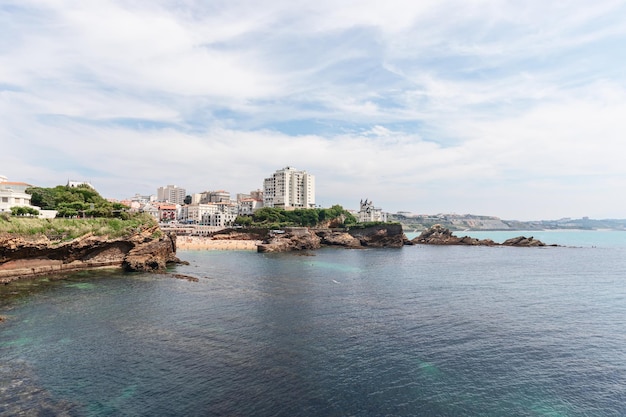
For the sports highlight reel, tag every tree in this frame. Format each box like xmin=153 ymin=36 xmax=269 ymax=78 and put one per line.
xmin=10 ymin=206 xmax=40 ymax=216
xmin=184 ymin=195 xmax=192 ymax=205
xmin=235 ymin=216 xmax=252 ymax=227
xmin=26 ymin=187 xmax=56 ymax=210
xmin=26 ymin=185 xmax=121 ymax=218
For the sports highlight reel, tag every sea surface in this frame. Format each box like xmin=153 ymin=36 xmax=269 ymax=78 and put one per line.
xmin=1 ymin=230 xmax=625 ymax=416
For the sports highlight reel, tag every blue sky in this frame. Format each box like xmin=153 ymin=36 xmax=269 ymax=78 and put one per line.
xmin=2 ymin=0 xmax=626 ymax=220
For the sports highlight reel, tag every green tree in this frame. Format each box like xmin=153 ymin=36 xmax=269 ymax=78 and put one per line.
xmin=235 ymin=216 xmax=252 ymax=227
xmin=10 ymin=206 xmax=39 ymax=216
xmin=26 ymin=187 xmax=56 ymax=210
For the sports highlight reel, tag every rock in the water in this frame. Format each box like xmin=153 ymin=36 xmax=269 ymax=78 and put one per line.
xmin=412 ymin=224 xmax=547 ymax=247
xmin=257 ymin=224 xmax=409 ymax=253
xmin=257 ymin=227 xmax=322 ymax=253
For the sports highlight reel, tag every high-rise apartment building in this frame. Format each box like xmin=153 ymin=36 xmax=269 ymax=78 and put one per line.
xmin=157 ymin=185 xmax=186 ymax=205
xmin=263 ymin=166 xmax=315 ymax=209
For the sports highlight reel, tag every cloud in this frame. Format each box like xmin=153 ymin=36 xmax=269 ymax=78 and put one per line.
xmin=2 ymin=0 xmax=626 ymax=219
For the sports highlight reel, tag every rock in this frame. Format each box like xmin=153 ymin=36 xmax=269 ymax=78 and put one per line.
xmin=257 ymin=227 xmax=321 ymax=253
xmin=171 ymin=273 xmax=199 ymax=282
xmin=412 ymin=224 xmax=547 ymax=247
xmin=315 ymin=230 xmax=362 ymax=248
xmin=257 ymin=224 xmax=409 ymax=252
xmin=502 ymin=236 xmax=546 ymax=247
xmin=347 ymin=224 xmax=407 ymax=248
xmin=0 ymin=227 xmax=183 ymax=282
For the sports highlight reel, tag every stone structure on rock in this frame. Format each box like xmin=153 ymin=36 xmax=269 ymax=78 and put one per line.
xmin=1 ymin=226 xmax=182 ymax=283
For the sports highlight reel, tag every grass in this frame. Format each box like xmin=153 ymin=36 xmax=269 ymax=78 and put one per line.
xmin=0 ymin=213 xmax=158 ymax=242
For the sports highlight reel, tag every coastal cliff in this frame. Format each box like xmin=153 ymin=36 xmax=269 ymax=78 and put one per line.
xmin=257 ymin=224 xmax=408 ymax=253
xmin=0 ymin=226 xmax=182 ymax=283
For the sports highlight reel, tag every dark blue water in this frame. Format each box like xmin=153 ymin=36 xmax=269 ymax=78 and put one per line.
xmin=2 ymin=235 xmax=626 ymax=416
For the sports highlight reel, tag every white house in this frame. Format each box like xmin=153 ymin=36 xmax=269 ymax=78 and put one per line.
xmin=358 ymin=199 xmax=388 ymax=223
xmin=0 ymin=175 xmax=39 ymax=213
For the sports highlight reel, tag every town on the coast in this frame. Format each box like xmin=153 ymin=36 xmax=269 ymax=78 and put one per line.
xmin=1 ymin=167 xmax=386 ymax=233
xmin=2 ymin=168 xmax=626 ymax=232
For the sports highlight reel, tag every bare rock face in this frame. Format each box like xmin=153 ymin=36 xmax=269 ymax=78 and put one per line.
xmin=0 ymin=226 xmax=182 ymax=283
xmin=412 ymin=224 xmax=548 ymax=247
xmin=257 ymin=227 xmax=322 ymax=253
xmin=346 ymin=224 xmax=408 ymax=248
xmin=315 ymin=230 xmax=362 ymax=248
xmin=258 ymin=224 xmax=409 ymax=252
xmin=501 ymin=236 xmax=546 ymax=247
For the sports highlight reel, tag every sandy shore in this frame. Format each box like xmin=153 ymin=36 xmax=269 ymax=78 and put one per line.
xmin=176 ymin=236 xmax=261 ymax=251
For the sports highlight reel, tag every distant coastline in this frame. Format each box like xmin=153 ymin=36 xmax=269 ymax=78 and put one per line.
xmin=390 ymin=214 xmax=626 ymax=232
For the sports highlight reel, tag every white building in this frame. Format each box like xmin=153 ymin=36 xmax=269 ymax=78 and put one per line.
xmin=157 ymin=184 xmax=186 ymax=205
xmin=263 ymin=166 xmax=315 ymax=209
xmin=238 ymin=198 xmax=263 ymax=215
xmin=0 ymin=175 xmax=38 ymax=213
xmin=67 ymin=180 xmax=94 ymax=189
xmin=358 ymin=199 xmax=388 ymax=223
xmin=200 ymin=190 xmax=230 ymax=204
xmin=179 ymin=202 xmax=237 ymax=228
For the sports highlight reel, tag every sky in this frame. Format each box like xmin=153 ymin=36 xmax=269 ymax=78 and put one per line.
xmin=2 ymin=0 xmax=626 ymax=220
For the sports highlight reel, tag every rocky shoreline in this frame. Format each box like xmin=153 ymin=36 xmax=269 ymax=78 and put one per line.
xmin=0 ymin=223 xmax=553 ymax=282
xmin=0 ymin=226 xmax=183 ymax=283
xmin=257 ymin=224 xmax=409 ymax=252
xmin=411 ymin=224 xmax=553 ymax=247
xmin=254 ymin=223 xmax=553 ymax=252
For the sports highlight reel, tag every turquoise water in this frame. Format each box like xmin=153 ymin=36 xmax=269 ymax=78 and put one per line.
xmin=1 ymin=232 xmax=625 ymax=416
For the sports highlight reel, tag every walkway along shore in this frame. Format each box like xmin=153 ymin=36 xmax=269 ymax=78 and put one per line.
xmin=176 ymin=236 xmax=261 ymax=251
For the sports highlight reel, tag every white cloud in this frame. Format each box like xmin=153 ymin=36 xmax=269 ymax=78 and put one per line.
xmin=2 ymin=0 xmax=626 ymax=219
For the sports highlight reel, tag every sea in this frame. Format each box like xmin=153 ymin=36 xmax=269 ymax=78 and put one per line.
xmin=1 ymin=230 xmax=625 ymax=416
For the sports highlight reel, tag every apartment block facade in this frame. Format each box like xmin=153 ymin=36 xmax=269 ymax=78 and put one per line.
xmin=157 ymin=184 xmax=186 ymax=205
xmin=263 ymin=166 xmax=315 ymax=209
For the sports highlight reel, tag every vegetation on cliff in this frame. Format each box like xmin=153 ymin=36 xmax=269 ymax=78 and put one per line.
xmin=26 ymin=184 xmax=129 ymax=218
xmin=235 ymin=205 xmax=357 ymax=229
xmin=0 ymin=212 xmax=158 ymax=242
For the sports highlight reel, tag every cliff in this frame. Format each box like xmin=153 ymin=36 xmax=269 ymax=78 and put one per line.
xmin=412 ymin=224 xmax=551 ymax=247
xmin=0 ymin=226 xmax=182 ymax=283
xmin=257 ymin=224 xmax=409 ymax=253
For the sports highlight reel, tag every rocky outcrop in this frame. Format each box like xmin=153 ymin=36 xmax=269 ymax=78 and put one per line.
xmin=344 ymin=224 xmax=409 ymax=248
xmin=412 ymin=224 xmax=551 ymax=247
xmin=257 ymin=227 xmax=322 ymax=253
xmin=316 ymin=230 xmax=363 ymax=248
xmin=1 ymin=226 xmax=182 ymax=283
xmin=257 ymin=224 xmax=409 ymax=253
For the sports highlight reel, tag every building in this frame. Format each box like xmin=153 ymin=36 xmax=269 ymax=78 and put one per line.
xmin=157 ymin=203 xmax=178 ymax=222
xmin=0 ymin=175 xmax=38 ymax=213
xmin=358 ymin=199 xmax=388 ymax=223
xmin=157 ymin=185 xmax=186 ymax=205
xmin=179 ymin=202 xmax=237 ymax=228
xmin=200 ymin=190 xmax=230 ymax=204
xmin=67 ymin=180 xmax=94 ymax=189
xmin=238 ymin=198 xmax=263 ymax=215
xmin=263 ymin=166 xmax=315 ymax=209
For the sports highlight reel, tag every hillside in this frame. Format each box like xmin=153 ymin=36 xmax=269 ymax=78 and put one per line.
xmin=390 ymin=213 xmax=626 ymax=231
